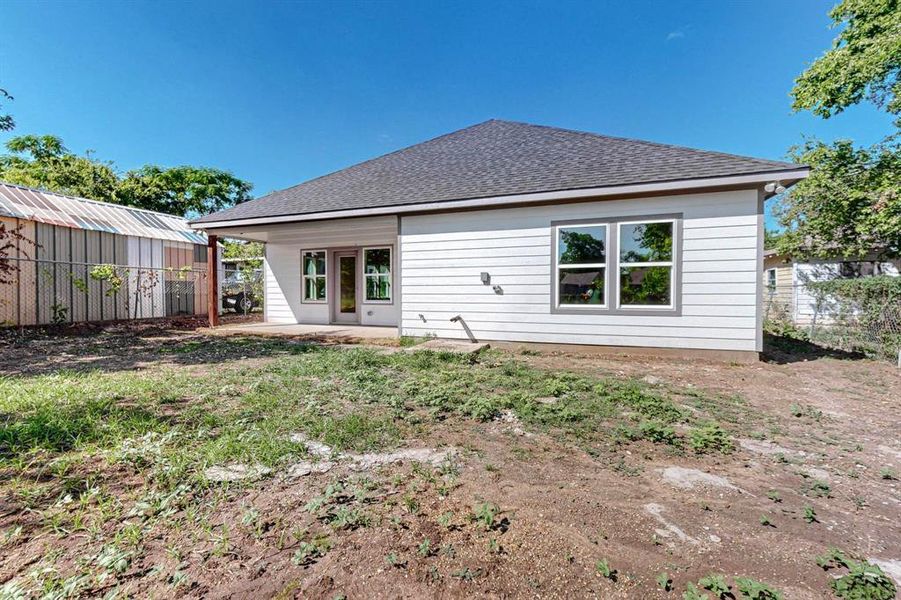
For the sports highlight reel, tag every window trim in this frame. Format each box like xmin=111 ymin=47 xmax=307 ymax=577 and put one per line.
xmin=553 ymin=223 xmax=609 ymax=310
xmin=615 ymin=218 xmax=677 ymax=311
xmin=362 ymin=245 xmax=394 ymax=305
xmin=766 ymin=268 xmax=777 ymax=289
xmin=301 ymin=249 xmax=328 ymax=304
xmin=550 ymin=213 xmax=682 ymax=316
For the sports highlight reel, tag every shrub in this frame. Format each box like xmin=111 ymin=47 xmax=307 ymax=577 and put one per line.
xmin=806 ymin=275 xmax=901 ymax=360
xmin=816 ymin=548 xmax=896 ymax=600
xmin=689 ymin=423 xmax=734 ymax=454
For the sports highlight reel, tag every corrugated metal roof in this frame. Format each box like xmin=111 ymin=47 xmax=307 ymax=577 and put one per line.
xmin=0 ymin=181 xmax=207 ymax=244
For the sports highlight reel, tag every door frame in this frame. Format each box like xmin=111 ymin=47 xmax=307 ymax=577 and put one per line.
xmin=331 ymin=249 xmax=360 ymax=324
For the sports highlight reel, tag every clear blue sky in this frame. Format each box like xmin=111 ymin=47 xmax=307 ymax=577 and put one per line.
xmin=0 ymin=0 xmax=893 ymax=226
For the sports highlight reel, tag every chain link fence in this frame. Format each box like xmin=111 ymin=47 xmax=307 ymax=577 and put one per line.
xmin=220 ymin=267 xmax=263 ymax=316
xmin=0 ymin=257 xmax=209 ymax=327
xmin=764 ymin=282 xmax=901 ymax=362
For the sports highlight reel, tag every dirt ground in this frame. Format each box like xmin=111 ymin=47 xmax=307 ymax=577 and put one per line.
xmin=0 ymin=319 xmax=899 ymax=599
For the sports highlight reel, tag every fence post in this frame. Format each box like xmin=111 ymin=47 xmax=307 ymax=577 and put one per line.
xmin=207 ymin=235 xmax=219 ymax=327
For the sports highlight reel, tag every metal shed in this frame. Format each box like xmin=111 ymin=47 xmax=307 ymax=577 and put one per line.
xmin=0 ymin=181 xmax=217 ymax=326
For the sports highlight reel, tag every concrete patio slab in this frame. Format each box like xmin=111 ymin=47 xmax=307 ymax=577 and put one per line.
xmin=205 ymin=322 xmax=399 ymax=342
xmin=406 ymin=339 xmax=490 ymax=355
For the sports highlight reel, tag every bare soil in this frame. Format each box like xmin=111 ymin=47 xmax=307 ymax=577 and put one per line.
xmin=0 ymin=321 xmax=899 ymax=599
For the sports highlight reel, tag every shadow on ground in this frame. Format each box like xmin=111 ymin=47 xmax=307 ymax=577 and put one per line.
xmin=762 ymin=333 xmax=868 ymax=364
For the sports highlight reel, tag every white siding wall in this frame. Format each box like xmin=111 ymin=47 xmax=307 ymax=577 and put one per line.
xmin=264 ymin=216 xmax=399 ymax=326
xmin=400 ymin=190 xmax=762 ymax=351
xmin=792 ymin=260 xmax=899 ymax=323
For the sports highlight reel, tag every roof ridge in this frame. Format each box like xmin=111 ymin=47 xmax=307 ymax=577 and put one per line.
xmin=0 ymin=180 xmax=190 ymax=221
xmin=487 ymin=119 xmax=798 ymax=168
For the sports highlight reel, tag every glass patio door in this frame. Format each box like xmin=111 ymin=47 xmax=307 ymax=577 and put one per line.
xmin=333 ymin=251 xmax=358 ymax=323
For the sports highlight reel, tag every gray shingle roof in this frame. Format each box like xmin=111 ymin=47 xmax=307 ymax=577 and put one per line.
xmin=195 ymin=119 xmax=800 ymax=224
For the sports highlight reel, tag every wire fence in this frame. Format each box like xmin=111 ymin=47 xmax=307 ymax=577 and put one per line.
xmin=220 ymin=267 xmax=264 ymax=316
xmin=764 ymin=283 xmax=901 ymax=362
xmin=0 ymin=257 xmax=210 ymax=327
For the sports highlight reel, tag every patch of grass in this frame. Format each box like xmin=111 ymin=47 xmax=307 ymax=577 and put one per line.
xmin=816 ymin=548 xmax=896 ymax=600
xmin=734 ymin=577 xmax=783 ymax=599
xmin=698 ymin=573 xmax=731 ymax=598
xmin=803 ymin=506 xmax=817 ymax=523
xmin=789 ymin=403 xmax=823 ymax=421
xmin=0 ymin=336 xmax=756 ymax=597
xmin=595 ymin=559 xmax=617 ymax=581
xmin=683 ymin=582 xmax=709 ymax=600
xmin=291 ymin=534 xmax=332 ymax=565
xmin=656 ymin=572 xmax=673 ymax=591
xmin=801 ymin=480 xmax=831 ymax=498
xmin=688 ymin=423 xmax=734 ymax=454
xmin=471 ymin=502 xmax=501 ymax=531
xmin=879 ymin=467 xmax=897 ymax=480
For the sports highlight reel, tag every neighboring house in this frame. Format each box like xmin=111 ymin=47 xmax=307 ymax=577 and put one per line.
xmin=764 ymin=250 xmax=900 ymax=323
xmin=192 ymin=120 xmax=809 ymax=359
xmin=0 ymin=181 xmax=218 ymax=326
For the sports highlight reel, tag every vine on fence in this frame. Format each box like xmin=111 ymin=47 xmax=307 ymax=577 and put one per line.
xmin=89 ymin=264 xmax=124 ymax=296
xmin=805 ymin=275 xmax=901 ymax=360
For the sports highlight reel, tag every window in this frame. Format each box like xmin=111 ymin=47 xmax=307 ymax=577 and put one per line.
xmin=766 ymin=268 xmax=777 ymax=289
xmin=363 ymin=247 xmax=392 ymax=302
xmin=556 ymin=225 xmax=607 ymax=306
xmin=302 ymin=250 xmax=326 ymax=302
xmin=617 ymin=220 xmax=674 ymax=308
xmin=553 ymin=215 xmax=680 ymax=314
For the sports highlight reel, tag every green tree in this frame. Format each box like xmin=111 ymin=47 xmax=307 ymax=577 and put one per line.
xmin=791 ymin=0 xmax=901 ymax=127
xmin=764 ymin=228 xmax=784 ymax=251
xmin=0 ymin=88 xmax=13 ymax=132
xmin=221 ymin=239 xmax=264 ymax=261
xmin=116 ymin=165 xmax=252 ymax=216
xmin=0 ymin=134 xmax=252 ymax=217
xmin=775 ymin=139 xmax=900 ymax=258
xmin=0 ymin=135 xmax=120 ymax=201
xmin=778 ymin=0 xmax=901 ymax=260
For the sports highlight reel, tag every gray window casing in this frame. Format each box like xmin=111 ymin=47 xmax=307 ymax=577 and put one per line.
xmin=550 ymin=213 xmax=683 ymax=316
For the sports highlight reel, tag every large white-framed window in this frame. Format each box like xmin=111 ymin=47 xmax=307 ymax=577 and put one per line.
xmin=616 ymin=219 xmax=675 ymax=309
xmin=554 ymin=223 xmax=608 ymax=308
xmin=363 ymin=246 xmax=392 ymax=303
xmin=301 ymin=249 xmax=327 ymax=303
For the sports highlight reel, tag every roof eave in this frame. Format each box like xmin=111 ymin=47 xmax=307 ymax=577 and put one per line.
xmin=190 ymin=167 xmax=809 ymax=230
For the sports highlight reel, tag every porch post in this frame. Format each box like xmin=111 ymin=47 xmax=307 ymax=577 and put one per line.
xmin=207 ymin=234 xmax=219 ymax=327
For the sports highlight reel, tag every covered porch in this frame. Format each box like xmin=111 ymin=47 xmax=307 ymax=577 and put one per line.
xmin=198 ymin=215 xmax=400 ymax=331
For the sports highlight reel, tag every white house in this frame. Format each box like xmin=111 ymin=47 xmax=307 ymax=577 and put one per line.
xmin=764 ymin=251 xmax=900 ymax=324
xmin=192 ymin=120 xmax=809 ymax=360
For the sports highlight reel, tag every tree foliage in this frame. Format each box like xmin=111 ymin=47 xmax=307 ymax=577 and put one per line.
xmin=775 ymin=138 xmax=900 ymax=258
xmin=0 ymin=135 xmax=120 ymax=202
xmin=559 ymin=230 xmax=605 ymax=264
xmin=116 ymin=165 xmax=252 ymax=216
xmin=791 ymin=0 xmax=901 ymax=126
xmin=221 ymin=239 xmax=264 ymax=260
xmin=779 ymin=0 xmax=901 ymax=259
xmin=0 ymin=88 xmax=13 ymax=132
xmin=0 ymin=134 xmax=252 ymax=217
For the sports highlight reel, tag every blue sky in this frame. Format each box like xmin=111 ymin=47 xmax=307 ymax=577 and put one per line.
xmin=0 ymin=1 xmax=893 ymax=226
